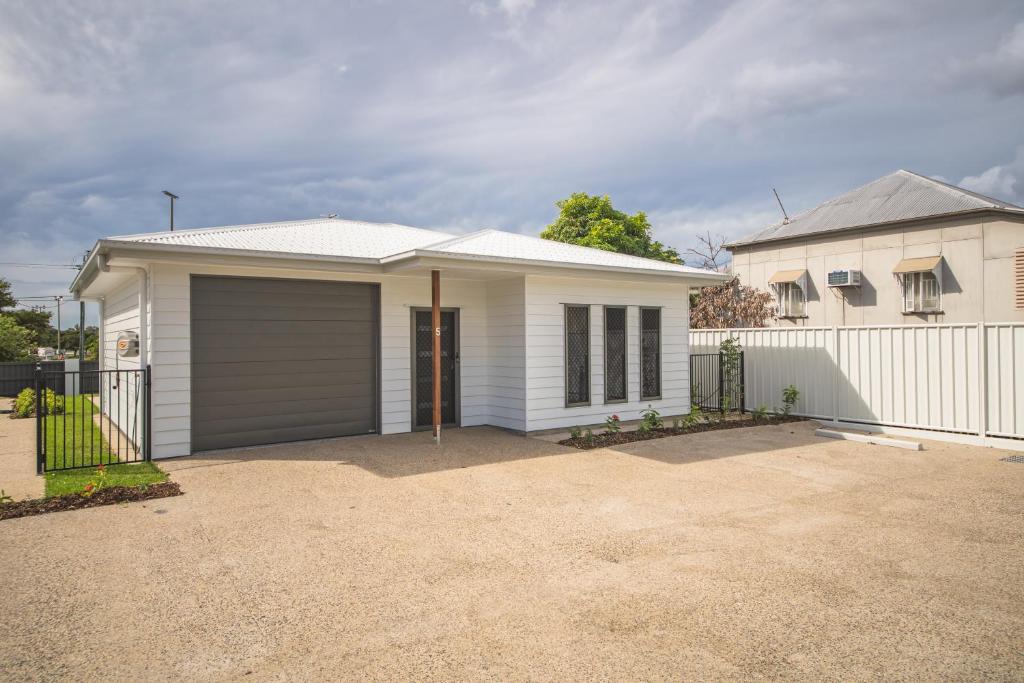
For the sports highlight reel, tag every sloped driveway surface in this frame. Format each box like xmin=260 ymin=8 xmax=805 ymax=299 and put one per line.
xmin=1 ymin=422 xmax=1022 ymax=681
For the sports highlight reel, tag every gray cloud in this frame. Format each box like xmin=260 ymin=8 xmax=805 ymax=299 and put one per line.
xmin=0 ymin=0 xmax=1023 ymax=309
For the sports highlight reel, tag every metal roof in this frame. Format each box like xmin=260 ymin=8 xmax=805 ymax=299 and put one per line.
xmin=414 ymin=229 xmax=713 ymax=275
xmin=728 ymin=170 xmax=1024 ymax=248
xmin=91 ymin=216 xmax=722 ymax=280
xmin=109 ymin=217 xmax=452 ymax=259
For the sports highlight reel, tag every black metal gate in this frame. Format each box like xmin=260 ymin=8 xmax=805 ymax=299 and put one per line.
xmin=689 ymin=352 xmax=745 ymax=413
xmin=36 ymin=366 xmax=151 ymax=473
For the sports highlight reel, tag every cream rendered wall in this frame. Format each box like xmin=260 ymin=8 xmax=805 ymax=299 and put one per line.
xmin=145 ymin=263 xmax=523 ymax=457
xmin=730 ymin=214 xmax=1024 ymax=326
xmin=522 ymin=275 xmax=691 ymax=432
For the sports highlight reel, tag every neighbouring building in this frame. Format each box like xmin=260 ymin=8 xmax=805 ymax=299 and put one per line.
xmin=726 ymin=170 xmax=1024 ymax=326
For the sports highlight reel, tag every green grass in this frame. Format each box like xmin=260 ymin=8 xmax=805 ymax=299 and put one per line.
xmin=41 ymin=395 xmax=167 ymax=498
xmin=45 ymin=462 xmax=167 ymax=497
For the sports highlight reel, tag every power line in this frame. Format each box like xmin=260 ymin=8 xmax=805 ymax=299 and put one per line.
xmin=0 ymin=262 xmax=81 ymax=269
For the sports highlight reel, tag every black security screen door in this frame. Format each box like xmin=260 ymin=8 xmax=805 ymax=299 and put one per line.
xmin=414 ymin=310 xmax=458 ymax=428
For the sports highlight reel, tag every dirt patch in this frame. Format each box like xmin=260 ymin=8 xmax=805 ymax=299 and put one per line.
xmin=560 ymin=416 xmax=806 ymax=449
xmin=0 ymin=482 xmax=182 ymax=521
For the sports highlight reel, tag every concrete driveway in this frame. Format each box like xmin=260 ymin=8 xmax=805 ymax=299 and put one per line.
xmin=1 ymin=422 xmax=1022 ymax=681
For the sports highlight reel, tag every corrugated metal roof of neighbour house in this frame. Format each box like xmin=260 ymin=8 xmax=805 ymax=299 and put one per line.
xmin=728 ymin=170 xmax=1024 ymax=248
xmin=419 ymin=229 xmax=715 ymax=275
xmin=109 ymin=218 xmax=456 ymax=259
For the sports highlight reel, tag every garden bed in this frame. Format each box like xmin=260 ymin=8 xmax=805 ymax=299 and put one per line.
xmin=0 ymin=482 xmax=182 ymax=521
xmin=559 ymin=415 xmax=807 ymax=450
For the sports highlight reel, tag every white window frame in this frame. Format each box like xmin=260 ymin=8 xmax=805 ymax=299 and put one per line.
xmin=776 ymin=281 xmax=806 ymax=318
xmin=900 ymin=270 xmax=942 ymax=313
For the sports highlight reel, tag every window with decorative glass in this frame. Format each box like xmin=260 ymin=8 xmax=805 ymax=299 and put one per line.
xmin=902 ymin=271 xmax=941 ymax=312
xmin=777 ymin=282 xmax=805 ymax=317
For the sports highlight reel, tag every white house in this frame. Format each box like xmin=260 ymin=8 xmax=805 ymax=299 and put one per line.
xmin=70 ymin=217 xmax=727 ymax=457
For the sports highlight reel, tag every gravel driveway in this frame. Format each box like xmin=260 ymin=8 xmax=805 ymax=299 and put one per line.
xmin=1 ymin=422 xmax=1022 ymax=680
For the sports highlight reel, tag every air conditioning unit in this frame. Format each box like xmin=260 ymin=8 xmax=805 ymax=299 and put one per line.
xmin=828 ymin=269 xmax=862 ymax=287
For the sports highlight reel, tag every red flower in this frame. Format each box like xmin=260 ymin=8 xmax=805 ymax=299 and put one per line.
xmin=84 ymin=483 xmax=94 ymax=492
xmin=97 ymin=464 xmax=105 ymax=472
xmin=611 ymin=415 xmax=619 ymax=421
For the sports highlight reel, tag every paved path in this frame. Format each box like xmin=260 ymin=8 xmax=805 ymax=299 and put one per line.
xmin=0 ymin=422 xmax=1022 ymax=680
xmin=0 ymin=402 xmax=43 ymax=501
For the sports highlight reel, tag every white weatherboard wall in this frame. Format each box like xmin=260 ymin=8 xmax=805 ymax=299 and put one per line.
xmin=145 ymin=264 xmax=516 ymax=457
xmin=99 ymin=275 xmax=145 ymax=449
xmin=523 ymin=275 xmax=690 ymax=432
xmin=690 ymin=323 xmax=1024 ymax=445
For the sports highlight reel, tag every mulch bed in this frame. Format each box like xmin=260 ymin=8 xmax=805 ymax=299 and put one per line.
xmin=0 ymin=482 xmax=183 ymax=521
xmin=560 ymin=415 xmax=807 ymax=450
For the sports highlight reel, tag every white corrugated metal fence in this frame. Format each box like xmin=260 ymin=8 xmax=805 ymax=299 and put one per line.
xmin=690 ymin=323 xmax=1023 ymax=443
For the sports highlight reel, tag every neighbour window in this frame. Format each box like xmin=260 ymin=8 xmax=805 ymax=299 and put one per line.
xmin=565 ymin=305 xmax=590 ymax=406
xmin=640 ymin=307 xmax=661 ymax=400
xmin=604 ymin=307 xmax=627 ymax=403
xmin=902 ymin=271 xmax=941 ymax=313
xmin=777 ymin=282 xmax=806 ymax=317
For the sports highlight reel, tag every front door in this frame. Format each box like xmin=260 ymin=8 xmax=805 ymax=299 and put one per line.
xmin=412 ymin=309 xmax=459 ymax=429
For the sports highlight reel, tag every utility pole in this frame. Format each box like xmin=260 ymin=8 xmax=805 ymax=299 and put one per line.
xmin=162 ymin=190 xmax=179 ymax=231
xmin=55 ymin=295 xmax=63 ymax=356
xmin=79 ymin=300 xmax=86 ymax=358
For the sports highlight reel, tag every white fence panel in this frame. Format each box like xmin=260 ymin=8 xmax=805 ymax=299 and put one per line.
xmin=986 ymin=324 xmax=1024 ymax=438
xmin=690 ymin=323 xmax=1022 ymax=442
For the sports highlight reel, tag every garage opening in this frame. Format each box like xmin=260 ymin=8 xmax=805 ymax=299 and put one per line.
xmin=190 ymin=276 xmax=379 ymax=452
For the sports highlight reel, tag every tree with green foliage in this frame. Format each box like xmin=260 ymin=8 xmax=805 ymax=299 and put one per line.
xmin=540 ymin=193 xmax=682 ymax=263
xmin=0 ymin=315 xmax=34 ymax=361
xmin=8 ymin=307 xmax=54 ymax=347
xmin=0 ymin=278 xmax=16 ymax=311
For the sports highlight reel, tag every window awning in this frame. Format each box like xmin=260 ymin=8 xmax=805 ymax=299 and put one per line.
xmin=893 ymin=255 xmax=942 ymax=274
xmin=768 ymin=269 xmax=808 ymax=285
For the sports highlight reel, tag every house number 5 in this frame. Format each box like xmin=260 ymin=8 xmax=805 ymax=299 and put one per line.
xmin=435 ymin=327 xmax=441 ymax=336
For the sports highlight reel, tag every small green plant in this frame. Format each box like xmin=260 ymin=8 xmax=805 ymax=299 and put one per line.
xmin=603 ymin=414 xmax=621 ymax=434
xmin=752 ymin=404 xmax=770 ymax=423
xmin=583 ymin=428 xmax=595 ymax=444
xmin=569 ymin=425 xmax=582 ymax=440
xmin=13 ymin=388 xmax=64 ymax=418
xmin=682 ymin=405 xmax=702 ymax=428
xmin=781 ymin=385 xmax=800 ymax=416
xmin=0 ymin=490 xmax=13 ymax=505
xmin=671 ymin=417 xmax=682 ymax=430
xmin=639 ymin=405 xmax=663 ymax=433
xmin=82 ymin=464 xmax=109 ymax=498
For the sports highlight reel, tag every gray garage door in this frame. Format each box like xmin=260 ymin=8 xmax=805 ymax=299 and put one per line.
xmin=191 ymin=276 xmax=379 ymax=452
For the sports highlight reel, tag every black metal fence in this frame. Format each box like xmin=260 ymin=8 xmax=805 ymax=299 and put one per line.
xmin=36 ymin=366 xmax=151 ymax=473
xmin=689 ymin=352 xmax=745 ymax=413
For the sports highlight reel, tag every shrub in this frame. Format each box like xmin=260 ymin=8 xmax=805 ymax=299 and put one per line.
xmin=638 ymin=405 xmax=663 ymax=433
xmin=569 ymin=425 xmax=582 ymax=440
xmin=752 ymin=404 xmax=771 ymax=423
xmin=603 ymin=414 xmax=621 ymax=434
xmin=13 ymin=388 xmax=34 ymax=418
xmin=583 ymin=428 xmax=595 ymax=444
xmin=781 ymin=385 xmax=799 ymax=416
xmin=12 ymin=388 xmax=63 ymax=418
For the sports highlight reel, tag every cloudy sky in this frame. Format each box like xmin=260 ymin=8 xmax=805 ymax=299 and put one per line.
xmin=2 ymin=0 xmax=1023 ymax=325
